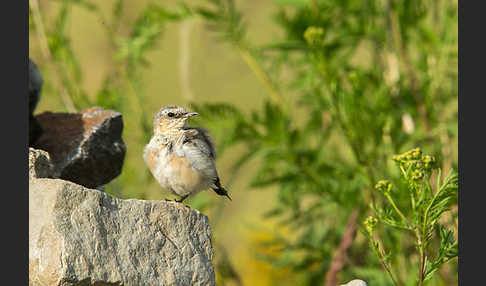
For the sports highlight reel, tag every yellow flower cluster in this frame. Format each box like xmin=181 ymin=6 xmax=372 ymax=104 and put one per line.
xmin=304 ymin=26 xmax=324 ymax=46
xmin=364 ymin=216 xmax=378 ymax=235
xmin=375 ymin=180 xmax=393 ymax=194
xmin=411 ymin=169 xmax=424 ymax=180
xmin=422 ymin=155 xmax=436 ymax=169
xmin=392 ymin=147 xmax=422 ymax=163
xmin=392 ymin=147 xmax=436 ymax=175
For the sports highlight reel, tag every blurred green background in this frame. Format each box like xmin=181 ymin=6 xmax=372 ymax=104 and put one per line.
xmin=29 ymin=0 xmax=457 ymax=285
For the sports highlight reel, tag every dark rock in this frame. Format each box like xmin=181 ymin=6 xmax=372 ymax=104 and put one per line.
xmin=29 ymin=58 xmax=44 ymax=146
xmin=29 ymin=113 xmax=43 ymax=146
xmin=29 ymin=58 xmax=43 ymax=113
xmin=32 ymin=107 xmax=126 ymax=188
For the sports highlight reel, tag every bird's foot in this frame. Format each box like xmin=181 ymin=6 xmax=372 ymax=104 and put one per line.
xmin=175 ymin=195 xmax=188 ymax=203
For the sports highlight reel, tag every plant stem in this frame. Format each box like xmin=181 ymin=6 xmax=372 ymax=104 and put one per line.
xmin=418 ymin=242 xmax=426 ymax=286
xmin=399 ymin=165 xmax=408 ymax=178
xmin=410 ymin=189 xmax=416 ymax=211
xmin=371 ymin=238 xmax=401 ymax=286
xmin=416 ymin=173 xmax=445 ymax=286
xmin=30 ymin=0 xmax=77 ymax=112
xmin=325 ymin=208 xmax=360 ymax=286
xmin=327 ymin=90 xmax=376 ymax=204
xmin=385 ymin=193 xmax=411 ymax=228
xmin=239 ymin=48 xmax=285 ymax=109
xmin=386 ymin=0 xmax=430 ymax=132
xmin=312 ymin=0 xmax=319 ymax=16
xmin=179 ymin=20 xmax=195 ymax=103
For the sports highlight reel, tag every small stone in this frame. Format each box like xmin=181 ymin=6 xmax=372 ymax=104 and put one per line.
xmin=32 ymin=107 xmax=126 ymax=189
xmin=29 ymin=148 xmax=54 ymax=180
xmin=341 ymin=279 xmax=367 ymax=286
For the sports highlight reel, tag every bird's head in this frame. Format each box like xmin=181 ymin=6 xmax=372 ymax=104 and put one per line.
xmin=153 ymin=105 xmax=198 ymax=134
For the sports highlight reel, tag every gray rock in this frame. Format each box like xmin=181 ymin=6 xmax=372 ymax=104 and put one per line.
xmin=29 ymin=177 xmax=215 ymax=286
xmin=29 ymin=58 xmax=43 ymax=113
xmin=29 ymin=58 xmax=44 ymax=146
xmin=29 ymin=148 xmax=54 ymax=179
xmin=32 ymin=107 xmax=126 ymax=189
xmin=341 ymin=279 xmax=367 ymax=286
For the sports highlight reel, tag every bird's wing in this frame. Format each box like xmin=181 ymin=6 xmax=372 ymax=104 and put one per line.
xmin=183 ymin=126 xmax=216 ymax=159
xmin=183 ymin=127 xmax=230 ymax=199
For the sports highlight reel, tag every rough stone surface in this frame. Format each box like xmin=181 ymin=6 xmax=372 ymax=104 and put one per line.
xmin=29 ymin=148 xmax=55 ymax=180
xmin=32 ymin=107 xmax=126 ymax=188
xmin=29 ymin=178 xmax=215 ymax=286
xmin=341 ymin=279 xmax=367 ymax=286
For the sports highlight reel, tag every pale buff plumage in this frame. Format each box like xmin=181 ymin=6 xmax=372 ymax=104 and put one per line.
xmin=143 ymin=105 xmax=231 ymax=202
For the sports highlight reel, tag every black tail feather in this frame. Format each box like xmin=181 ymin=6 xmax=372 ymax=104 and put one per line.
xmin=212 ymin=178 xmax=232 ymax=201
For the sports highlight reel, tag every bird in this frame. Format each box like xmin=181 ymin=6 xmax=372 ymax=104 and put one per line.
xmin=143 ymin=105 xmax=231 ymax=203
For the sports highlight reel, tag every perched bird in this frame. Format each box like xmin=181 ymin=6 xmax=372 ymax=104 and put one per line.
xmin=143 ymin=105 xmax=231 ymax=202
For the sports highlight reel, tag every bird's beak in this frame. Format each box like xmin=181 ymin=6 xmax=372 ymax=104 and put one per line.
xmin=184 ymin=112 xmax=199 ymax=118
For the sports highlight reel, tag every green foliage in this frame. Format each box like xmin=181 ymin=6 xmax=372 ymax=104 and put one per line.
xmin=31 ymin=0 xmax=192 ymax=198
xmin=192 ymin=0 xmax=457 ymax=285
xmin=195 ymin=0 xmax=247 ymax=47
xmin=115 ymin=3 xmax=190 ymax=68
xmin=365 ymin=149 xmax=458 ymax=285
xmin=31 ymin=0 xmax=457 ymax=284
xmin=45 ymin=0 xmax=93 ymax=110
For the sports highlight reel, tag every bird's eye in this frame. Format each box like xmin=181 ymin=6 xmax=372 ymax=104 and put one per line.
xmin=167 ymin=112 xmax=175 ymax=117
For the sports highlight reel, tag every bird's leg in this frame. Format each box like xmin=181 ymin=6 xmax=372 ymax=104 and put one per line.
xmin=175 ymin=195 xmax=189 ymax=203
xmin=164 ymin=198 xmax=173 ymax=202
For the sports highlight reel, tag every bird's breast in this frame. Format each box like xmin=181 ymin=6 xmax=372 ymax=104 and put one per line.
xmin=167 ymin=155 xmax=207 ymax=188
xmin=144 ymin=136 xmax=215 ymax=196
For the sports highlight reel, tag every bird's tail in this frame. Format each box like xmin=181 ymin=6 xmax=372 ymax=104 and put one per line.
xmin=212 ymin=178 xmax=232 ymax=201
